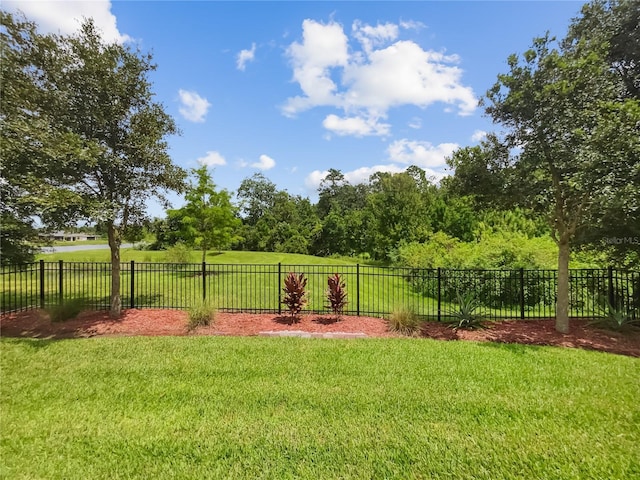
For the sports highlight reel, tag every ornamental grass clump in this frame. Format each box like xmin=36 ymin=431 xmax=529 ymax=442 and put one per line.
xmin=388 ymin=307 xmax=421 ymax=336
xmin=187 ymin=300 xmax=217 ymax=331
xmin=326 ymin=273 xmax=348 ymax=320
xmin=282 ymin=272 xmax=308 ymax=321
xmin=46 ymin=298 xmax=85 ymax=323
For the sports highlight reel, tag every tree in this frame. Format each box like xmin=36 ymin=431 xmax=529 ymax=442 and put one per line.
xmin=237 ymin=173 xmax=277 ymax=226
xmin=176 ymin=166 xmax=241 ymax=262
xmin=236 ymin=174 xmax=320 ymax=254
xmin=483 ymin=2 xmax=640 ymax=332
xmin=0 ymin=12 xmax=77 ymax=265
xmin=1 ymin=14 xmax=186 ymax=316
xmin=365 ymin=171 xmax=430 ymax=260
xmin=312 ymin=170 xmax=369 ymax=257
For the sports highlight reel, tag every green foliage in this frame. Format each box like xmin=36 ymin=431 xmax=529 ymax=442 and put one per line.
xmin=187 ymin=300 xmax=217 ymax=331
xmin=448 ymin=291 xmax=485 ymax=330
xmin=163 ymin=242 xmax=191 ymax=264
xmin=1 ymin=13 xmax=186 ymax=317
xmin=236 ymin=175 xmax=320 ymax=255
xmin=46 ymin=298 xmax=85 ymax=322
xmin=281 ymin=272 xmax=308 ymax=320
xmin=388 ymin=307 xmax=421 ymax=336
xmin=397 ymin=231 xmax=557 ymax=271
xmin=588 ymin=299 xmax=640 ymax=332
xmin=176 ymin=166 xmax=242 ymax=262
xmin=365 ymin=171 xmax=431 ymax=261
xmin=481 ymin=4 xmax=640 ymax=331
xmin=326 ymin=273 xmax=348 ymax=318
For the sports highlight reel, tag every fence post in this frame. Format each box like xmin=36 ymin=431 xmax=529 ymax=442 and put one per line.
xmin=40 ymin=260 xmax=45 ymax=309
xmin=130 ymin=260 xmax=135 ymax=309
xmin=278 ymin=262 xmax=282 ymax=315
xmin=607 ymin=266 xmax=615 ymax=308
xmin=202 ymin=262 xmax=207 ymax=301
xmin=437 ymin=267 xmax=442 ymax=322
xmin=58 ymin=260 xmax=64 ymax=305
xmin=356 ymin=264 xmax=360 ymax=316
xmin=519 ymin=268 xmax=525 ymax=320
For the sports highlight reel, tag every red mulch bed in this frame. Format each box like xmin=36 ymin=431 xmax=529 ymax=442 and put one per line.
xmin=1 ymin=309 xmax=639 ymax=357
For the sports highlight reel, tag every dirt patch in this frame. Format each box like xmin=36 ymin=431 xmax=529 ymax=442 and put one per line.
xmin=1 ymin=309 xmax=639 ymax=357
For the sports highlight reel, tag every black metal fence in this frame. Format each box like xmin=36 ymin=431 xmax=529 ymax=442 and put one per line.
xmin=2 ymin=261 xmax=639 ymax=321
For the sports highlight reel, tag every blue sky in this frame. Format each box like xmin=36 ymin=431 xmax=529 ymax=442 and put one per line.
xmin=7 ymin=1 xmax=583 ymax=217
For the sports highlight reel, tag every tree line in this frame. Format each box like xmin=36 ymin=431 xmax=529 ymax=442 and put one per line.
xmin=2 ymin=1 xmax=638 ymax=330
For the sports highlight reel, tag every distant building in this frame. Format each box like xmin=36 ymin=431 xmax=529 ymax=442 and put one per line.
xmin=42 ymin=231 xmax=97 ymax=242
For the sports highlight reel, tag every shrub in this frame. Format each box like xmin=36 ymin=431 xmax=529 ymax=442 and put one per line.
xmin=326 ymin=273 xmax=348 ymax=319
xmin=588 ymin=299 xmax=640 ymax=332
xmin=282 ymin=272 xmax=308 ymax=321
xmin=388 ymin=307 xmax=421 ymax=336
xmin=46 ymin=298 xmax=85 ymax=322
xmin=164 ymin=242 xmax=191 ymax=265
xmin=187 ymin=300 xmax=217 ymax=330
xmin=449 ymin=291 xmax=486 ymax=330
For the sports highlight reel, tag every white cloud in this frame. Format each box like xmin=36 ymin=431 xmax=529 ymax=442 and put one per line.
xmin=305 ymin=164 xmax=405 ymax=191
xmin=322 ymin=114 xmax=390 ymax=137
xmin=471 ymin=129 xmax=487 ymax=142
xmin=178 ymin=89 xmax=211 ymax=123
xmin=352 ymin=20 xmax=398 ymax=54
xmin=408 ymin=117 xmax=422 ymax=129
xmin=399 ymin=20 xmax=426 ymax=31
xmin=237 ymin=43 xmax=257 ymax=71
xmin=197 ymin=151 xmax=226 ymax=167
xmin=283 ymin=19 xmax=477 ymax=136
xmin=4 ymin=0 xmax=130 ymax=43
xmin=387 ymin=139 xmax=459 ymax=168
xmin=283 ymin=19 xmax=350 ymax=117
xmin=251 ymin=154 xmax=276 ymax=171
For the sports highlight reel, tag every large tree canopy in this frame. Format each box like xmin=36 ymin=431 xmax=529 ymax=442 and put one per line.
xmin=1 ymin=12 xmax=186 ymax=316
xmin=480 ymin=0 xmax=640 ymax=332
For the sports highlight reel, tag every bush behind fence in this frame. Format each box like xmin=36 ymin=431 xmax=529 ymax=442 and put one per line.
xmin=2 ymin=261 xmax=638 ymax=321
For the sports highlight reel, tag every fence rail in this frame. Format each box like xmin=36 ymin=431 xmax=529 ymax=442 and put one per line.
xmin=2 ymin=261 xmax=639 ymax=321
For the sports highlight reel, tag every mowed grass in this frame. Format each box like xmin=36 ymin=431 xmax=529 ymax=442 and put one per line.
xmin=35 ymin=249 xmax=363 ymax=265
xmin=18 ymin=250 xmax=441 ymax=315
xmin=1 ymin=336 xmax=639 ymax=479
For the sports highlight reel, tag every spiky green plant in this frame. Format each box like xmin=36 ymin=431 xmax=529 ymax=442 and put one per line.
xmin=449 ymin=291 xmax=485 ymax=330
xmin=588 ymin=299 xmax=639 ymax=332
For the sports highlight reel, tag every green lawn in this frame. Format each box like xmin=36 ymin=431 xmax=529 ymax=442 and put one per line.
xmin=10 ymin=251 xmax=447 ymax=316
xmin=1 ymin=336 xmax=638 ymax=479
xmin=7 ymin=250 xmax=552 ymax=318
xmin=35 ymin=249 xmax=363 ymax=265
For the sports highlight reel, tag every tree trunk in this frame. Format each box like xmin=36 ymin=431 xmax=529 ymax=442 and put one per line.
xmin=556 ymin=236 xmax=571 ymax=333
xmin=201 ymin=248 xmax=206 ymax=264
xmin=107 ymin=222 xmax=122 ymax=319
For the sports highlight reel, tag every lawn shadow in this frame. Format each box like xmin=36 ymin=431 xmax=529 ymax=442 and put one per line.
xmin=476 ymin=341 xmax=535 ymax=355
xmin=130 ymin=294 xmax=163 ymax=307
xmin=0 ymin=337 xmax=62 ymax=349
